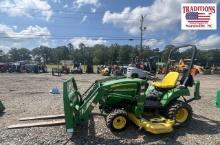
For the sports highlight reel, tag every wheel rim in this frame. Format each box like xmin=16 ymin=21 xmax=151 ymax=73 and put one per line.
xmin=176 ymin=108 xmax=188 ymax=123
xmin=113 ymin=116 xmax=126 ymax=129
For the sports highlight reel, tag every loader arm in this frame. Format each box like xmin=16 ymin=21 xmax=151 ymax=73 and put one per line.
xmin=63 ymin=76 xmax=125 ymax=133
xmin=63 ymin=77 xmax=103 ymax=133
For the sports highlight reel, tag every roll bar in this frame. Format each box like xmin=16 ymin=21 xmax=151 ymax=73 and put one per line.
xmin=165 ymin=44 xmax=197 ymax=87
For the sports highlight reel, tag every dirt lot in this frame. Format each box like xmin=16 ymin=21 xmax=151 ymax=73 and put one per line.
xmin=0 ymin=73 xmax=220 ymax=145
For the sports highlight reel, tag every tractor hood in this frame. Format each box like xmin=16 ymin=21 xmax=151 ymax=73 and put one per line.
xmin=100 ymin=77 xmax=145 ymax=87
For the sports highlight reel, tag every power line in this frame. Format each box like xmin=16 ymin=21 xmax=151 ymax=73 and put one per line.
xmin=0 ymin=31 xmax=212 ymax=44
xmin=0 ymin=31 xmax=218 ymax=48
xmin=0 ymin=35 xmax=219 ymax=48
xmin=0 ymin=33 xmax=214 ymax=45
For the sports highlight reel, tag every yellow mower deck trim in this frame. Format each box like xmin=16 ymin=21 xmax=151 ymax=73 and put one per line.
xmin=128 ymin=113 xmax=175 ymax=134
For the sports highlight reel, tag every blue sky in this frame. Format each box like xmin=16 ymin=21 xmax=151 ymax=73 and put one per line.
xmin=0 ymin=0 xmax=219 ymax=52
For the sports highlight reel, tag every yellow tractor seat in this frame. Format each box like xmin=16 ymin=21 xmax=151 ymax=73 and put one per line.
xmin=152 ymin=72 xmax=180 ymax=89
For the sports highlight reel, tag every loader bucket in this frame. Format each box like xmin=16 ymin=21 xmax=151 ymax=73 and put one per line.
xmin=63 ymin=77 xmax=82 ymax=133
xmin=63 ymin=77 xmax=101 ymax=133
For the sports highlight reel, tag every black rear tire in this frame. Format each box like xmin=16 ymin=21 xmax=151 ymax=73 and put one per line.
xmin=166 ymin=100 xmax=192 ymax=127
xmin=106 ymin=109 xmax=128 ymax=132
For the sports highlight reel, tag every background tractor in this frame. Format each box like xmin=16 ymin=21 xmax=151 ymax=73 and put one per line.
xmin=71 ymin=63 xmax=83 ymax=74
xmin=100 ymin=66 xmax=111 ymax=76
xmin=86 ymin=64 xmax=94 ymax=73
xmin=62 ymin=44 xmax=201 ymax=134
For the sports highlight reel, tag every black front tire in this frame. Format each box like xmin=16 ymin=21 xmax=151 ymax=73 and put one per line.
xmin=166 ymin=100 xmax=192 ymax=127
xmin=106 ymin=109 xmax=128 ymax=132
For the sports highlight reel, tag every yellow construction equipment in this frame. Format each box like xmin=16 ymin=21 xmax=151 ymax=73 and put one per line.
xmin=101 ymin=67 xmax=111 ymax=76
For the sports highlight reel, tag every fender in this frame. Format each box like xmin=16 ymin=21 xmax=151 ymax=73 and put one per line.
xmin=160 ymin=88 xmax=190 ymax=107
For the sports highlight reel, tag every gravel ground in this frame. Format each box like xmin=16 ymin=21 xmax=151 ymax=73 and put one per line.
xmin=0 ymin=73 xmax=220 ymax=145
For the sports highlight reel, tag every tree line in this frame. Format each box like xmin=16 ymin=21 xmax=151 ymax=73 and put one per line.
xmin=0 ymin=43 xmax=220 ymax=66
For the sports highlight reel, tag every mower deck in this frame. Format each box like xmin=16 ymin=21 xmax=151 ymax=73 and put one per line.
xmin=128 ymin=113 xmax=175 ymax=134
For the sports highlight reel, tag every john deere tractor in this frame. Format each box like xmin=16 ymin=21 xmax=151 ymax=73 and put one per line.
xmin=63 ymin=45 xmax=200 ymax=134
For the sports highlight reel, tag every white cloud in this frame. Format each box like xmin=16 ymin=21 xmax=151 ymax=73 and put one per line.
xmin=81 ymin=15 xmax=88 ymax=23
xmin=172 ymin=32 xmax=220 ymax=49
xmin=52 ymin=0 xmax=61 ymax=3
xmin=69 ymin=37 xmax=107 ymax=49
xmin=74 ymin=0 xmax=101 ymax=8
xmin=0 ymin=24 xmax=50 ymax=42
xmin=172 ymin=31 xmax=197 ymax=44
xmin=0 ymin=45 xmax=10 ymax=52
xmin=91 ymin=7 xmax=96 ymax=13
xmin=196 ymin=34 xmax=220 ymax=49
xmin=103 ymin=0 xmax=188 ymax=35
xmin=102 ymin=0 xmax=219 ymax=35
xmin=63 ymin=4 xmax=68 ymax=8
xmin=38 ymin=40 xmax=49 ymax=47
xmin=12 ymin=25 xmax=17 ymax=30
xmin=197 ymin=0 xmax=220 ymax=3
xmin=0 ymin=0 xmax=53 ymax=21
xmin=143 ymin=39 xmax=165 ymax=49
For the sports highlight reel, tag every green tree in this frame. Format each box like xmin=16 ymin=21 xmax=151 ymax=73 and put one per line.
xmin=8 ymin=48 xmax=31 ymax=61
xmin=161 ymin=45 xmax=176 ymax=62
xmin=67 ymin=43 xmax=74 ymax=60
xmin=92 ymin=44 xmax=109 ymax=64
xmin=32 ymin=46 xmax=52 ymax=63
xmin=0 ymin=50 xmax=9 ymax=62
xmin=118 ymin=45 xmax=132 ymax=64
xmin=109 ymin=44 xmax=120 ymax=64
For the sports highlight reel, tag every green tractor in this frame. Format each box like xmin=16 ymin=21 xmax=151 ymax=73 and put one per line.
xmin=63 ymin=45 xmax=201 ymax=134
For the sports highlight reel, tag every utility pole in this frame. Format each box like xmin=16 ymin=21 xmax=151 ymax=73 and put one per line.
xmin=140 ymin=15 xmax=146 ymax=61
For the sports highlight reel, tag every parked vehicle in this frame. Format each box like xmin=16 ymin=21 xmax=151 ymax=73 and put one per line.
xmin=86 ymin=64 xmax=94 ymax=73
xmin=71 ymin=63 xmax=83 ymax=74
xmin=126 ymin=57 xmax=158 ymax=79
xmin=0 ymin=63 xmax=7 ymax=73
